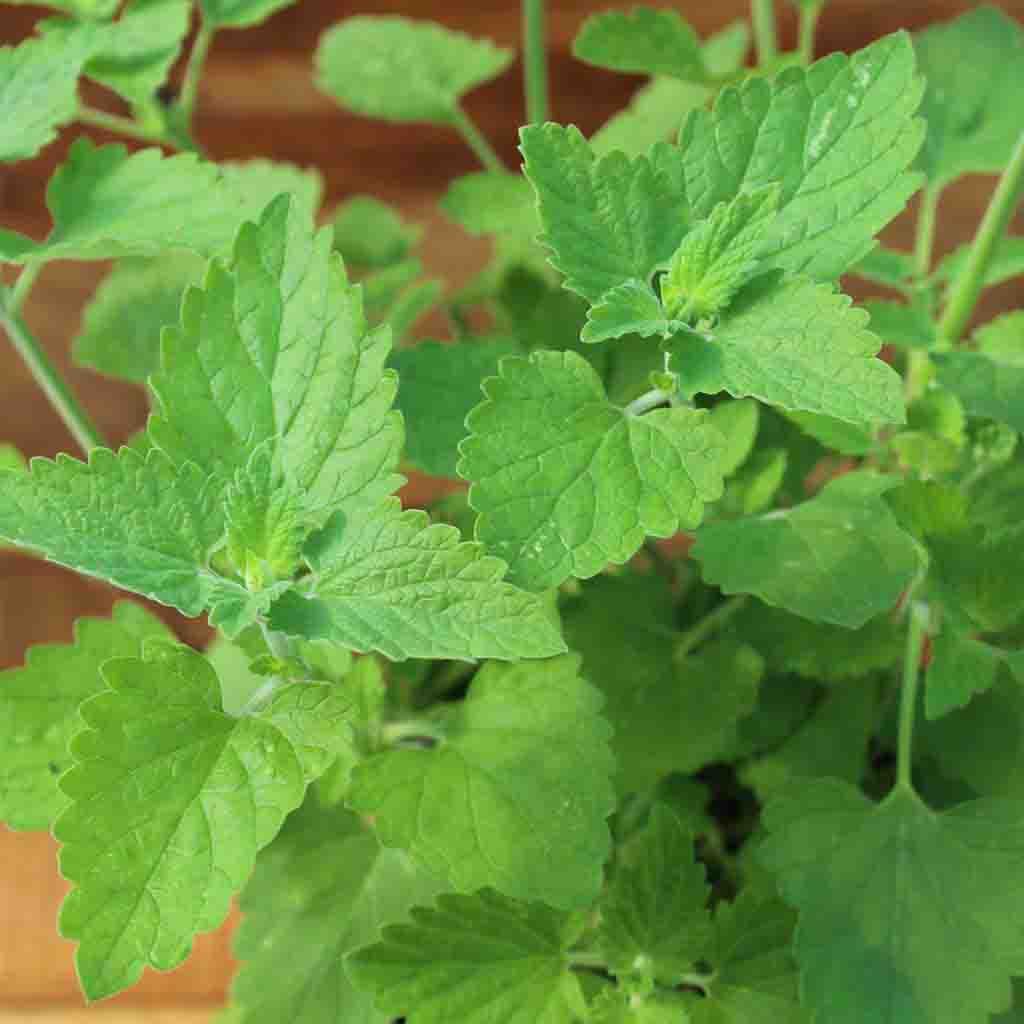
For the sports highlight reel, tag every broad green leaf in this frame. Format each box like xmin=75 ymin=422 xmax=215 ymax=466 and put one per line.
xmin=2 ymin=0 xmax=118 ymax=15
xmin=390 ymin=337 xmax=519 ymax=478
xmin=661 ymin=186 xmax=780 ymax=321
xmin=862 ymin=299 xmax=935 ymax=349
xmin=348 ymin=889 xmax=586 ymax=1024
xmin=915 ymin=6 xmax=1024 ymax=187
xmin=599 ymin=804 xmax=711 ymax=983
xmin=592 ymin=989 xmax=693 ymax=1023
xmin=937 ymin=237 xmax=1024 ymax=293
xmin=0 ymin=35 xmax=85 ymax=163
xmin=760 ymin=779 xmax=1024 ymax=1024
xmin=727 ymin=675 xmax=819 ymax=762
xmin=331 ymin=196 xmax=421 ymax=269
xmin=316 ymin=17 xmax=513 ymax=125
xmin=520 ymin=123 xmax=690 ymax=305
xmin=219 ymin=159 xmax=324 ymax=221
xmin=782 ymin=410 xmax=875 ymax=456
xmin=925 ymin=626 xmax=1002 ymax=720
xmin=204 ymin=632 xmax=266 ymax=717
xmin=666 ymin=275 xmax=905 ymax=427
xmin=268 ymin=499 xmax=566 ymax=661
xmin=693 ymin=473 xmax=923 ymax=628
xmin=201 ymin=0 xmax=295 ymax=29
xmin=581 ymin=280 xmax=689 ymax=344
xmin=56 ymin=643 xmax=353 ymax=1000
xmin=441 ymin=172 xmax=537 ymax=238
xmin=231 ymin=802 xmax=444 ymax=1024
xmin=712 ymin=448 xmax=788 ymax=520
xmin=679 ymin=33 xmax=924 ymax=281
xmin=848 ymin=245 xmax=915 ymax=288
xmin=73 ymin=253 xmax=204 ymax=382
xmin=573 ymin=8 xmax=707 ymax=82
xmin=347 ymin=656 xmax=612 ymax=908
xmin=0 ymin=603 xmax=169 ymax=831
xmin=459 ymin=350 xmax=726 ymax=590
xmin=708 ymin=398 xmax=759 ymax=476
xmin=150 ymin=194 xmax=402 ymax=526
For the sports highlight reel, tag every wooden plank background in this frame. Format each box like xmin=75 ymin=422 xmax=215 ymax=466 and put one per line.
xmin=2 ymin=0 xmax=1023 ymax=1016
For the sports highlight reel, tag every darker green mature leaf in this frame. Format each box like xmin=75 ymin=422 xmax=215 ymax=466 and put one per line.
xmin=573 ymin=7 xmax=707 ymax=82
xmin=915 ymin=6 xmax=1024 ymax=187
xmin=440 ymin=172 xmax=538 ymax=238
xmin=679 ymin=33 xmax=924 ymax=282
xmin=201 ymin=0 xmax=295 ymax=28
xmin=862 ymin=300 xmax=935 ymax=350
xmin=666 ymin=275 xmax=905 ymax=427
xmin=315 ymin=16 xmax=513 ymax=125
xmin=269 ymin=499 xmax=566 ymax=661
xmin=348 ymin=889 xmax=586 ymax=1024
xmin=348 ymin=656 xmax=614 ymax=909
xmin=581 ymin=280 xmax=689 ymax=344
xmin=693 ymin=473 xmax=924 ymax=628
xmin=56 ymin=643 xmax=353 ymax=1001
xmin=459 ymin=350 xmax=726 ymax=591
xmin=0 ymin=603 xmax=169 ymax=831
xmin=231 ymin=802 xmax=445 ymax=1024
xmin=925 ymin=627 xmax=1002 ymax=721
xmin=761 ymin=780 xmax=1024 ymax=1024
xmin=390 ymin=338 xmax=519 ymax=477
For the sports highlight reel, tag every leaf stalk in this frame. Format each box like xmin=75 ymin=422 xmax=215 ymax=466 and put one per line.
xmin=522 ymin=0 xmax=550 ymax=124
xmin=451 ymin=105 xmax=506 ymax=173
xmin=751 ymin=0 xmax=778 ymax=68
xmin=896 ymin=600 xmax=929 ymax=791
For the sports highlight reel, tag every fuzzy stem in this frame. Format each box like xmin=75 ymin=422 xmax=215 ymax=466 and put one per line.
xmin=751 ymin=0 xmax=778 ymax=68
xmin=797 ymin=2 xmax=822 ymax=65
xmin=522 ymin=0 xmax=550 ymax=124
xmin=676 ymin=595 xmax=749 ymax=659
xmin=625 ymin=388 xmax=672 ymax=417
xmin=896 ymin=601 xmax=929 ymax=791
xmin=451 ymin=105 xmax=505 ymax=173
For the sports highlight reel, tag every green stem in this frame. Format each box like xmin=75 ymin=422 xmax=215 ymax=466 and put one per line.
xmin=0 ymin=288 xmax=105 ymax=454
xmin=797 ymin=2 xmax=822 ymax=65
xmin=567 ymin=951 xmax=606 ymax=971
xmin=522 ymin=0 xmax=549 ymax=124
xmin=914 ymin=186 xmax=940 ymax=281
xmin=896 ymin=601 xmax=929 ymax=791
xmin=938 ymin=129 xmax=1024 ymax=347
xmin=625 ymin=388 xmax=672 ymax=417
xmin=180 ymin=22 xmax=215 ymax=125
xmin=451 ymin=105 xmax=505 ymax=173
xmin=676 ymin=595 xmax=749 ymax=659
xmin=751 ymin=0 xmax=778 ymax=68
xmin=76 ymin=105 xmax=166 ymax=144
xmin=382 ymin=718 xmax=447 ymax=745
xmin=9 ymin=263 xmax=41 ymax=312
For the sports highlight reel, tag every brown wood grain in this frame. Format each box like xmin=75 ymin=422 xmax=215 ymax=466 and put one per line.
xmin=2 ymin=0 xmax=1024 ymax=1011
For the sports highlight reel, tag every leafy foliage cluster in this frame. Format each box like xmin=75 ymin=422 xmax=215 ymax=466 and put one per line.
xmin=1 ymin=0 xmax=1024 ymax=1021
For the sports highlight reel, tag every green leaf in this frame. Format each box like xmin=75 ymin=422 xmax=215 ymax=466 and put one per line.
xmin=231 ymin=802 xmax=445 ymax=1024
xmin=937 ymin=236 xmax=1024 ymax=293
xmin=693 ymin=473 xmax=923 ymax=628
xmin=459 ymin=350 xmax=726 ymax=590
xmin=440 ymin=172 xmax=537 ymax=238
xmin=573 ymin=8 xmax=707 ymax=82
xmin=599 ymin=804 xmax=711 ymax=983
xmin=73 ymin=253 xmax=204 ymax=382
xmin=592 ymin=988 xmax=694 ymax=1023
xmin=581 ymin=280 xmax=690 ymax=344
xmin=862 ymin=299 xmax=935 ymax=349
xmin=268 ymin=499 xmax=566 ymax=661
xmin=915 ymin=6 xmax=1024 ymax=188
xmin=760 ymin=780 xmax=1024 ymax=1024
xmin=315 ymin=16 xmax=513 ymax=125
xmin=666 ymin=275 xmax=905 ymax=427
xmin=219 ymin=159 xmax=324 ymax=221
xmin=708 ymin=398 xmax=759 ymax=476
xmin=661 ymin=186 xmax=780 ymax=321
xmin=56 ymin=642 xmax=353 ymax=1000
xmin=348 ymin=889 xmax=586 ymax=1024
xmin=331 ymin=196 xmax=421 ymax=269
xmin=781 ymin=410 xmax=876 ymax=456
xmin=0 ymin=603 xmax=169 ymax=831
xmin=519 ymin=123 xmax=690 ymax=305
xmin=2 ymin=0 xmax=118 ymax=15
xmin=390 ymin=337 xmax=519 ymax=477
xmin=848 ymin=245 xmax=915 ymax=288
xmin=348 ymin=656 xmax=613 ymax=909
xmin=0 ymin=34 xmax=86 ymax=163
xmin=925 ymin=626 xmax=1002 ymax=720
xmin=200 ymin=0 xmax=295 ymax=29
xmin=0 ymin=444 xmax=26 ymax=472
xmin=679 ymin=33 xmax=924 ymax=281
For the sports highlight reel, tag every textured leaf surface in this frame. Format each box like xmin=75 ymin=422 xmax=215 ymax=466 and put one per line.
xmin=56 ymin=644 xmax=353 ymax=1000
xmin=231 ymin=802 xmax=444 ymax=1024
xmin=862 ymin=300 xmax=935 ymax=350
xmin=694 ymin=473 xmax=923 ymax=627
xmin=0 ymin=603 xmax=169 ymax=831
xmin=849 ymin=246 xmax=915 ymax=288
xmin=761 ymin=780 xmax=1024 ymax=1024
xmin=201 ymin=0 xmax=295 ymax=28
xmin=349 ymin=889 xmax=585 ymax=1024
xmin=782 ymin=410 xmax=876 ymax=456
xmin=459 ymin=350 xmax=725 ymax=590
xmin=678 ymin=33 xmax=924 ymax=281
xmin=348 ymin=656 xmax=614 ymax=909
xmin=316 ymin=16 xmax=513 ymax=125
xmin=925 ymin=627 xmax=1002 ymax=720
xmin=667 ymin=275 xmax=905 ymax=426
xmin=581 ymin=280 xmax=689 ymax=344
xmin=269 ymin=499 xmax=565 ymax=660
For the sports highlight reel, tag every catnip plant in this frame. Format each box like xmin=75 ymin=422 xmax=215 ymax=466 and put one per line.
xmin=1 ymin=0 xmax=1024 ymax=1019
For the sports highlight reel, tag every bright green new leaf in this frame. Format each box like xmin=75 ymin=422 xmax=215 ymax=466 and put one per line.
xmin=348 ymin=656 xmax=613 ymax=909
xmin=761 ymin=779 xmax=1024 ymax=1024
xmin=661 ymin=186 xmax=780 ymax=321
xmin=331 ymin=196 xmax=421 ymax=269
xmin=862 ymin=299 xmax=935 ymax=349
xmin=666 ymin=275 xmax=905 ymax=427
xmin=390 ymin=337 xmax=520 ymax=477
xmin=441 ymin=172 xmax=537 ymax=238
xmin=693 ymin=473 xmax=923 ymax=628
xmin=201 ymin=0 xmax=295 ymax=28
xmin=573 ymin=8 xmax=707 ymax=82
xmin=848 ymin=245 xmax=915 ymax=288
xmin=0 ymin=444 xmax=26 ymax=471
xmin=937 ymin=237 xmax=1024 ymax=293
xmin=581 ymin=280 xmax=690 ymax=344
xmin=56 ymin=643 xmax=353 ymax=1000
xmin=0 ymin=603 xmax=169 ymax=831
xmin=231 ymin=802 xmax=445 ymax=1024
xmin=599 ymin=804 xmax=711 ymax=983
xmin=459 ymin=350 xmax=726 ymax=590
xmin=348 ymin=889 xmax=586 ymax=1024
xmin=915 ymin=6 xmax=1024 ymax=187
xmin=315 ymin=16 xmax=513 ymax=125
xmin=268 ymin=499 xmax=566 ymax=660
xmin=679 ymin=33 xmax=924 ymax=281
xmin=925 ymin=626 xmax=1002 ymax=720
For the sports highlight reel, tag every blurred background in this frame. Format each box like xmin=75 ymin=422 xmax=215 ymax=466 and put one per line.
xmin=1 ymin=1 xmax=1023 ymax=1019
